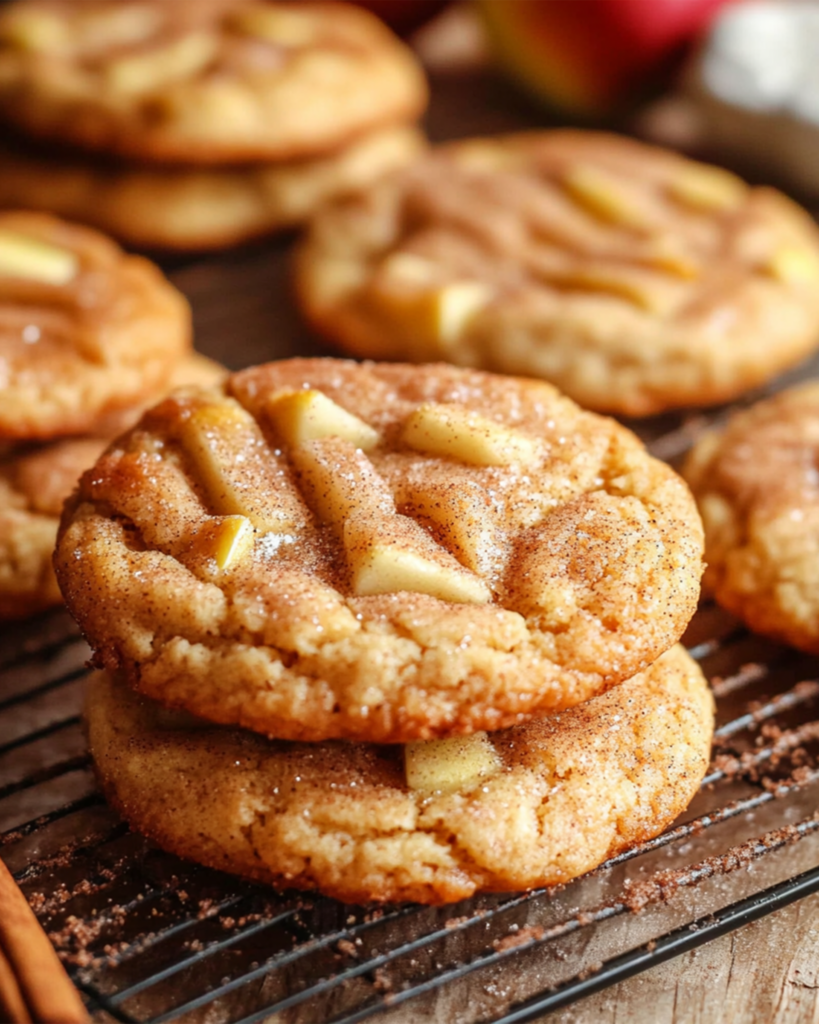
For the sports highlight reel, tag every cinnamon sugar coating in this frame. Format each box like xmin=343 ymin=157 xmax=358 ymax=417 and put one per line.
xmin=0 ymin=0 xmax=427 ymax=164
xmin=86 ymin=645 xmax=714 ymax=904
xmin=295 ymin=131 xmax=819 ymax=417
xmin=683 ymin=381 xmax=819 ymax=654
xmin=57 ymin=359 xmax=704 ymax=743
xmin=0 ymin=211 xmax=191 ymax=440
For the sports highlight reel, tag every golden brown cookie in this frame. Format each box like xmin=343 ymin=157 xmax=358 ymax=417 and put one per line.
xmin=0 ymin=125 xmax=425 ymax=251
xmin=0 ymin=353 xmax=225 ymax=619
xmin=0 ymin=1 xmax=427 ymax=165
xmin=56 ymin=358 xmax=704 ymax=743
xmin=86 ymin=644 xmax=714 ymax=905
xmin=0 ymin=210 xmax=191 ymax=440
xmin=683 ymin=381 xmax=819 ymax=654
xmin=294 ymin=130 xmax=819 ymax=417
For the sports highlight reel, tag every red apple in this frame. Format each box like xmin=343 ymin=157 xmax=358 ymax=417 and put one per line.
xmin=479 ymin=0 xmax=736 ymax=115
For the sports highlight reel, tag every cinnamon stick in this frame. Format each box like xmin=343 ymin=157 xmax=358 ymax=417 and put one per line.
xmin=0 ymin=857 xmax=88 ymax=1024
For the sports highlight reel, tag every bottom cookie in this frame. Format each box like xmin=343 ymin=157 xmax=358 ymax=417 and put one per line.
xmin=0 ymin=352 xmax=225 ymax=619
xmin=86 ymin=645 xmax=714 ymax=905
xmin=0 ymin=125 xmax=424 ymax=252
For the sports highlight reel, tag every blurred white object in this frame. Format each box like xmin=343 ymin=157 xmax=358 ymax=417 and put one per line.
xmin=642 ymin=0 xmax=819 ymax=195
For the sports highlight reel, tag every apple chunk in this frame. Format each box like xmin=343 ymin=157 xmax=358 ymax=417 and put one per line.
xmin=0 ymin=229 xmax=78 ymax=285
xmin=177 ymin=397 xmax=305 ymax=534
xmin=562 ymin=164 xmax=648 ymax=228
xmin=372 ymin=257 xmax=492 ymax=355
xmin=402 ymin=403 xmax=539 ymax=467
xmin=186 ymin=515 xmax=255 ymax=572
xmin=405 ymin=732 xmax=502 ymax=794
xmin=344 ymin=512 xmax=491 ymax=604
xmin=668 ymin=165 xmax=746 ymax=212
xmin=267 ymin=389 xmax=380 ymax=450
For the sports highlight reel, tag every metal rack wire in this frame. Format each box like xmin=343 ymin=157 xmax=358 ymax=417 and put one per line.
xmin=5 ymin=571 xmax=819 ymax=1022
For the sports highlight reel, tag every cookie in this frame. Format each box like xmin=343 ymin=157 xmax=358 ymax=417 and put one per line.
xmin=0 ymin=125 xmax=425 ymax=251
xmin=86 ymin=644 xmax=714 ymax=905
xmin=0 ymin=1 xmax=427 ymax=165
xmin=0 ymin=210 xmax=191 ymax=440
xmin=56 ymin=358 xmax=704 ymax=743
xmin=683 ymin=381 xmax=819 ymax=654
xmin=0 ymin=352 xmax=225 ymax=620
xmin=294 ymin=130 xmax=819 ymax=417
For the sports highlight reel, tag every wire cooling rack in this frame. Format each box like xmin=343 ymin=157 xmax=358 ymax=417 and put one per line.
xmin=5 ymin=390 xmax=819 ymax=1024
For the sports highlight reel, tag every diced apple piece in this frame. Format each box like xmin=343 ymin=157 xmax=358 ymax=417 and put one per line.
xmin=289 ymin=437 xmax=394 ymax=530
xmin=379 ymin=252 xmax=439 ymax=285
xmin=643 ymin=243 xmax=700 ymax=280
xmin=400 ymin=480 xmax=499 ymax=575
xmin=0 ymin=229 xmax=78 ymax=285
xmin=188 ymin=515 xmax=255 ymax=571
xmin=177 ymin=397 xmax=304 ymax=534
xmin=433 ymin=282 xmax=492 ymax=344
xmin=553 ymin=265 xmax=680 ymax=315
xmin=562 ymin=164 xmax=648 ymax=228
xmin=229 ymin=5 xmax=318 ymax=45
xmin=267 ymin=389 xmax=380 ymax=451
xmin=155 ymin=78 xmax=255 ymax=126
xmin=372 ymin=273 xmax=491 ymax=354
xmin=405 ymin=732 xmax=502 ymax=794
xmin=1 ymin=8 xmax=68 ymax=51
xmin=764 ymin=245 xmax=819 ymax=285
xmin=107 ymin=31 xmax=217 ymax=93
xmin=344 ymin=512 xmax=491 ymax=604
xmin=402 ymin=403 xmax=539 ymax=467
xmin=668 ymin=165 xmax=746 ymax=212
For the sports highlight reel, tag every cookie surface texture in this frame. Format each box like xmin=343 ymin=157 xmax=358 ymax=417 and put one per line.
xmin=683 ymin=381 xmax=819 ymax=653
xmin=0 ymin=126 xmax=426 ymax=251
xmin=0 ymin=1 xmax=427 ymax=164
xmin=57 ymin=359 xmax=704 ymax=742
xmin=295 ymin=130 xmax=819 ymax=417
xmin=0 ymin=353 xmax=225 ymax=620
xmin=86 ymin=645 xmax=714 ymax=905
xmin=0 ymin=211 xmax=191 ymax=440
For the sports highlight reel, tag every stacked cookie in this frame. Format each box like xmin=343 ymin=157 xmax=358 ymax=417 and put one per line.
xmin=56 ymin=358 xmax=714 ymax=904
xmin=0 ymin=0 xmax=428 ymax=250
xmin=0 ymin=210 xmax=224 ymax=619
xmin=295 ymin=130 xmax=819 ymax=417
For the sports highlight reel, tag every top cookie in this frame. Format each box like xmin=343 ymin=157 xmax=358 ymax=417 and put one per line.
xmin=0 ymin=211 xmax=191 ymax=440
xmin=0 ymin=0 xmax=427 ymax=164
xmin=683 ymin=381 xmax=819 ymax=654
xmin=55 ymin=358 xmax=704 ymax=743
xmin=295 ymin=131 xmax=819 ymax=417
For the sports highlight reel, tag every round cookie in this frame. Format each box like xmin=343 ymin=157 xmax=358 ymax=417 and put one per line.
xmin=683 ymin=381 xmax=819 ymax=654
xmin=0 ymin=353 xmax=225 ymax=620
xmin=0 ymin=125 xmax=425 ymax=252
xmin=1 ymin=436 xmax=106 ymax=618
xmin=0 ymin=210 xmax=191 ymax=440
xmin=86 ymin=644 xmax=714 ymax=905
xmin=0 ymin=1 xmax=427 ymax=165
xmin=56 ymin=358 xmax=704 ymax=743
xmin=294 ymin=130 xmax=819 ymax=417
